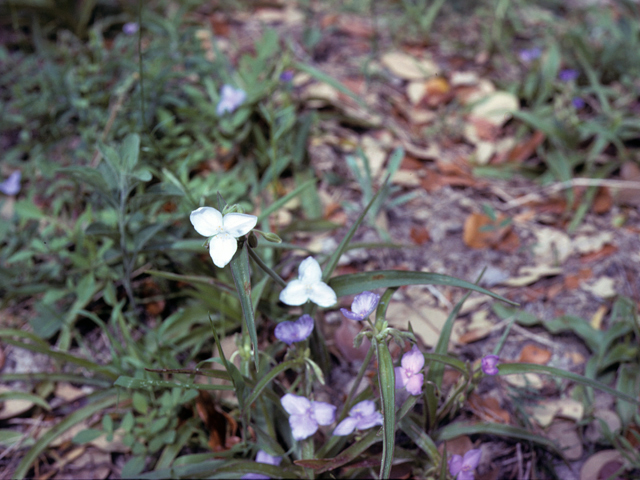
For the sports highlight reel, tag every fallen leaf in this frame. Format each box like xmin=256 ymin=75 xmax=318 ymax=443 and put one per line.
xmin=614 ymin=161 xmax=640 ymax=206
xmin=450 ymin=71 xmax=479 ymax=86
xmin=410 ymin=226 xmax=430 ymax=245
xmin=502 ymin=265 xmax=563 ymax=287
xmin=590 ymin=305 xmax=608 ymax=330
xmin=585 ymin=410 xmax=621 ymax=443
xmin=463 ymin=213 xmax=511 ymax=250
xmin=579 ymin=244 xmax=618 ymax=263
xmin=503 ymin=372 xmax=543 ymax=390
xmin=532 ymin=227 xmax=572 ymax=265
xmin=580 ymin=450 xmax=624 ymax=480
xmin=335 ymin=319 xmax=371 ymax=362
xmin=581 ymin=277 xmax=616 ymax=299
xmin=197 ymin=391 xmax=238 ymax=452
xmin=468 ymin=393 xmax=511 ymax=424
xmin=422 ymin=76 xmax=452 ymax=107
xmin=518 ymin=344 xmax=552 ymax=364
xmin=592 ymin=187 xmax=613 ymax=214
xmin=442 ymin=435 xmax=475 ymax=456
xmin=573 ymin=231 xmax=614 ymax=255
xmin=455 ymin=309 xmax=494 ymax=344
xmin=469 ymin=91 xmax=519 ymax=127
xmin=386 ymin=302 xmax=448 ymax=347
xmin=0 ymin=386 xmax=35 ymax=420
xmin=381 ymin=51 xmax=440 ymax=80
xmin=546 ymin=420 xmax=583 ymax=460
xmin=407 ymin=81 xmax=426 ymax=105
xmin=505 ymin=131 xmax=546 ymax=163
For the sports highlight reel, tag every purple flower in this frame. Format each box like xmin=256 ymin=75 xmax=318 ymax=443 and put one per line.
xmin=123 ymin=22 xmax=139 ymax=35
xmin=216 ymin=84 xmax=247 ymax=116
xmin=280 ymin=70 xmax=294 ymax=82
xmin=518 ymin=47 xmax=542 ymax=63
xmin=0 ymin=171 xmax=21 ymax=196
xmin=448 ymin=449 xmax=482 ymax=480
xmin=333 ymin=400 xmax=383 ymax=436
xmin=281 ymin=394 xmax=336 ymax=441
xmin=340 ymin=291 xmax=380 ymax=321
xmin=394 ymin=345 xmax=424 ymax=395
xmin=559 ymin=69 xmax=579 ymax=82
xmin=242 ymin=450 xmax=282 ymax=480
xmin=572 ymin=97 xmax=585 ymax=109
xmin=279 ymin=257 xmax=337 ymax=308
xmin=481 ymin=355 xmax=500 ymax=375
xmin=275 ymin=314 xmax=314 ymax=345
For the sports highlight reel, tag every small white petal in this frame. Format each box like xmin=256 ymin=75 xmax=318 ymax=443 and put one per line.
xmin=223 ymin=213 xmax=257 ymax=238
xmin=281 ymin=394 xmax=311 ymax=416
xmin=190 ymin=207 xmax=223 ymax=237
xmin=290 ymin=414 xmax=318 ymax=441
xmin=209 ymin=233 xmax=238 ymax=268
xmin=311 ymin=401 xmax=336 ymax=426
xmin=309 ymin=282 xmax=337 ymax=308
xmin=298 ymin=257 xmax=323 ymax=284
xmin=279 ymin=280 xmax=309 ymax=306
xmin=333 ymin=417 xmax=358 ymax=436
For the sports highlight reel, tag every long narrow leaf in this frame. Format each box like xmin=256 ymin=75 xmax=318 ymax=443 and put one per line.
xmin=399 ymin=417 xmax=441 ymax=465
xmin=377 ymin=339 xmax=396 ymax=479
xmin=114 ymin=376 xmax=233 ymax=391
xmin=245 ymin=359 xmax=303 ymax=407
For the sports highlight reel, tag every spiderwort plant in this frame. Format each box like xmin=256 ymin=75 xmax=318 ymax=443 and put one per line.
xmin=280 ymin=393 xmax=336 ymax=441
xmin=448 ymin=449 xmax=482 ymax=480
xmin=275 ymin=314 xmax=314 ymax=345
xmin=481 ymin=355 xmax=500 ymax=375
xmin=340 ymin=291 xmax=380 ymax=322
xmin=395 ymin=345 xmax=425 ymax=395
xmin=333 ymin=400 xmax=383 ymax=436
xmin=279 ymin=257 xmax=337 ymax=307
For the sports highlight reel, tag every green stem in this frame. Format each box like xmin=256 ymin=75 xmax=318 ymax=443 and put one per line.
xmin=247 ymin=247 xmax=286 ymax=287
xmin=338 ymin=344 xmax=375 ymax=423
xmin=301 ymin=438 xmax=315 ymax=480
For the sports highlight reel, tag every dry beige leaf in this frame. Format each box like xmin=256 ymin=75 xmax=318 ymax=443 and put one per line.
xmin=503 ymin=372 xmax=543 ymax=389
xmin=386 ymin=302 xmax=448 ymax=347
xmin=253 ymin=7 xmax=304 ymax=24
xmin=55 ymin=383 xmax=87 ymax=402
xmin=302 ymin=82 xmax=339 ymax=105
xmin=407 ymin=108 xmax=436 ymax=125
xmin=555 ymin=398 xmax=584 ymax=421
xmin=580 ymin=449 xmax=625 ymax=480
xmin=381 ymin=51 xmax=440 ymax=80
xmin=532 ymin=227 xmax=572 ymax=265
xmin=502 ymin=265 xmax=563 ymax=287
xmin=581 ymin=277 xmax=616 ymax=299
xmin=470 ymin=91 xmax=519 ymax=126
xmin=0 ymin=386 xmax=35 ymax=420
xmin=474 ymin=141 xmax=495 ymax=165
xmin=546 ymin=420 xmax=583 ymax=460
xmin=407 ymin=81 xmax=427 ymax=105
xmin=89 ymin=429 xmax=129 ymax=453
xmin=585 ymin=410 xmax=622 ymax=443
xmin=393 ymin=170 xmax=422 ymax=187
xmin=528 ymin=402 xmax=559 ymax=427
xmin=454 ymin=309 xmax=494 ymax=344
xmin=590 ymin=304 xmax=608 ymax=330
xmin=361 ymin=136 xmax=387 ymax=178
xmin=457 ymin=79 xmax=496 ymax=105
xmin=573 ymin=231 xmax=614 ymax=255
xmin=450 ymin=71 xmax=479 ymax=86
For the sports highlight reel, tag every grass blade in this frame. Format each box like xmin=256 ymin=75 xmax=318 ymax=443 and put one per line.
xmin=376 ymin=339 xmax=396 ymax=479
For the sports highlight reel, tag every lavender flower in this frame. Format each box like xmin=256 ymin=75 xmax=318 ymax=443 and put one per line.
xmin=280 ymin=70 xmax=294 ymax=82
xmin=275 ymin=314 xmax=314 ymax=345
xmin=481 ymin=355 xmax=500 ymax=375
xmin=279 ymin=257 xmax=337 ymax=308
xmin=340 ymin=291 xmax=380 ymax=321
xmin=281 ymin=393 xmax=336 ymax=441
xmin=448 ymin=449 xmax=482 ymax=480
xmin=395 ymin=345 xmax=424 ymax=395
xmin=333 ymin=400 xmax=383 ymax=436
xmin=558 ymin=69 xmax=579 ymax=82
xmin=123 ymin=22 xmax=139 ymax=35
xmin=572 ymin=97 xmax=585 ymax=109
xmin=518 ymin=47 xmax=542 ymax=63
xmin=242 ymin=450 xmax=282 ymax=480
xmin=0 ymin=171 xmax=21 ymax=196
xmin=216 ymin=84 xmax=246 ymax=116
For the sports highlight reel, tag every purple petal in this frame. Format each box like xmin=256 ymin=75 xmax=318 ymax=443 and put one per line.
xmin=481 ymin=355 xmax=500 ymax=376
xmin=0 ymin=171 xmax=21 ymax=196
xmin=280 ymin=70 xmax=294 ymax=82
xmin=350 ymin=400 xmax=376 ymax=417
xmin=462 ymin=449 xmax=482 ymax=469
xmin=242 ymin=474 xmax=269 ymax=480
xmin=400 ymin=345 xmax=424 ymax=374
xmin=394 ymin=366 xmax=407 ymax=389
xmin=275 ymin=315 xmax=314 ymax=345
xmin=558 ymin=69 xmax=579 ymax=82
xmin=217 ymin=85 xmax=246 ymax=115
xmin=518 ymin=47 xmax=542 ymax=63
xmin=350 ymin=291 xmax=380 ymax=318
xmin=123 ymin=22 xmax=139 ymax=35
xmin=311 ymin=401 xmax=336 ymax=426
xmin=356 ymin=412 xmax=383 ymax=430
xmin=281 ymin=394 xmax=310 ymax=416
xmin=458 ymin=471 xmax=475 ymax=480
xmin=333 ymin=417 xmax=358 ymax=436
xmin=289 ymin=414 xmax=318 ymax=440
xmin=405 ymin=373 xmax=424 ymax=396
xmin=340 ymin=308 xmax=366 ymax=321
xmin=448 ymin=454 xmax=463 ymax=476
xmin=256 ymin=450 xmax=281 ymax=466
xmin=572 ymin=97 xmax=585 ymax=109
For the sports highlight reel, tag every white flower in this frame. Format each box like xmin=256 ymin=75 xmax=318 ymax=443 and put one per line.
xmin=279 ymin=257 xmax=337 ymax=308
xmin=217 ymin=85 xmax=246 ymax=116
xmin=190 ymin=206 xmax=257 ymax=268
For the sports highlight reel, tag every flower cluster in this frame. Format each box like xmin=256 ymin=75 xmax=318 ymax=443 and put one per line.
xmin=274 ymin=314 xmax=314 ymax=345
xmin=395 ymin=345 xmax=424 ymax=395
xmin=241 ymin=450 xmax=282 ymax=480
xmin=279 ymin=257 xmax=337 ymax=308
xmin=280 ymin=394 xmax=336 ymax=441
xmin=448 ymin=449 xmax=481 ymax=480
xmin=481 ymin=355 xmax=500 ymax=376
xmin=190 ymin=206 xmax=257 ymax=268
xmin=217 ymin=85 xmax=246 ymax=116
xmin=333 ymin=400 xmax=383 ymax=436
xmin=340 ymin=291 xmax=380 ymax=321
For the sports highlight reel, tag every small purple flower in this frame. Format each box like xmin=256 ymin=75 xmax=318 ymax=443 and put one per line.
xmin=572 ymin=97 xmax=585 ymax=109
xmin=280 ymin=70 xmax=294 ymax=82
xmin=242 ymin=450 xmax=282 ymax=480
xmin=123 ymin=22 xmax=139 ymax=35
xmin=558 ymin=69 xmax=579 ymax=82
xmin=333 ymin=400 xmax=383 ymax=436
xmin=0 ymin=171 xmax=21 ymax=196
xmin=518 ymin=47 xmax=542 ymax=63
xmin=481 ymin=355 xmax=500 ymax=375
xmin=448 ymin=449 xmax=482 ymax=480
xmin=281 ymin=393 xmax=336 ymax=441
xmin=216 ymin=84 xmax=247 ymax=116
xmin=275 ymin=314 xmax=314 ymax=345
xmin=340 ymin=291 xmax=380 ymax=321
xmin=395 ymin=345 xmax=424 ymax=395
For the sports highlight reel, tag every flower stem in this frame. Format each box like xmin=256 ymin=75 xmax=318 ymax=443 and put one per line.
xmin=339 ymin=344 xmax=375 ymax=423
xmin=247 ymin=246 xmax=287 ymax=287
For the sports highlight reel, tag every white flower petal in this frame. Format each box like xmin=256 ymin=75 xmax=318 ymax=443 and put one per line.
xmin=351 ymin=400 xmax=376 ymax=417
xmin=190 ymin=207 xmax=223 ymax=237
xmin=333 ymin=417 xmax=358 ymax=436
xmin=290 ymin=414 xmax=318 ymax=441
xmin=279 ymin=280 xmax=309 ymax=306
xmin=223 ymin=213 xmax=257 ymax=237
xmin=356 ymin=412 xmax=383 ymax=430
xmin=298 ymin=257 xmax=323 ymax=284
xmin=209 ymin=233 xmax=238 ymax=268
xmin=281 ymin=394 xmax=311 ymax=416
xmin=311 ymin=401 xmax=336 ymax=426
xmin=401 ymin=345 xmax=425 ymax=374
xmin=309 ymin=282 xmax=337 ymax=308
